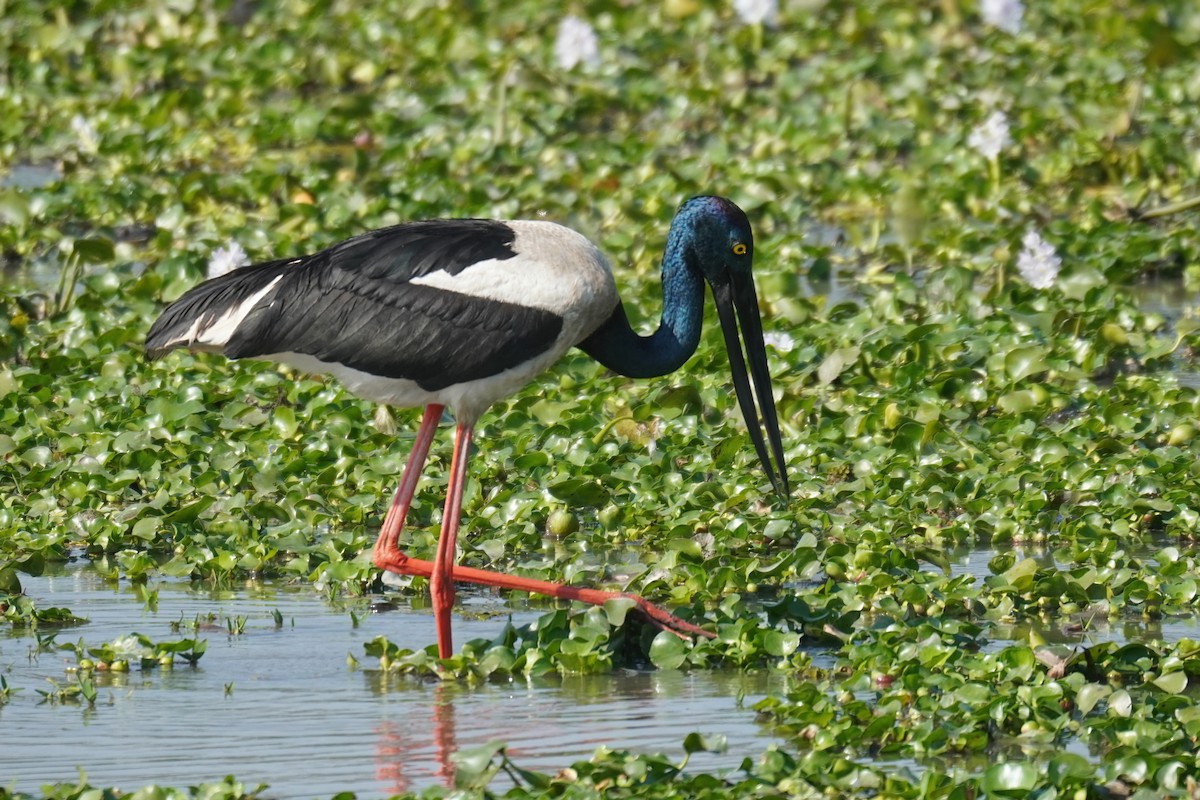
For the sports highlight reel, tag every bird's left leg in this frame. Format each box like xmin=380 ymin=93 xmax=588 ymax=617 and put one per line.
xmin=372 ymin=404 xmax=443 ymax=569
xmin=429 ymin=420 xmax=473 ymax=659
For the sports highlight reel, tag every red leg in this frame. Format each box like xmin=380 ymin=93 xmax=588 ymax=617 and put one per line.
xmin=429 ymin=421 xmax=473 ymax=659
xmin=371 ymin=404 xmax=442 ymax=569
xmin=373 ymin=407 xmax=715 ymax=651
xmin=398 ymin=559 xmax=713 ymax=640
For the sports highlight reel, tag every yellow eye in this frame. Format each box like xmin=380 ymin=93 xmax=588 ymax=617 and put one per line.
xmin=732 ymin=243 xmax=748 ymax=256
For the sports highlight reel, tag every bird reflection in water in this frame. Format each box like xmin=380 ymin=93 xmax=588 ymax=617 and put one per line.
xmin=374 ymin=683 xmax=459 ymax=793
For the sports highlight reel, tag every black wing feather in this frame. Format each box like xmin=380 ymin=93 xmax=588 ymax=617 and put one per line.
xmin=147 ymin=220 xmax=564 ymax=392
xmin=144 ymin=255 xmax=297 ymax=357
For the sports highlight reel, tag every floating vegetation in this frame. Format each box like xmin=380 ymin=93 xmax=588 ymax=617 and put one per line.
xmin=3 ymin=0 xmax=1200 ymax=796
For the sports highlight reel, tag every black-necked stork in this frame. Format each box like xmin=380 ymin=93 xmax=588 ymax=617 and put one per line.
xmin=145 ymin=196 xmax=788 ymax=658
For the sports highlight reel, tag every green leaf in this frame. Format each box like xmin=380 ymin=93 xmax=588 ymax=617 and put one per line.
xmin=763 ymin=630 xmax=800 ymax=657
xmin=73 ymin=237 xmax=115 ymax=264
xmin=451 ymin=741 xmax=506 ymax=790
xmin=682 ymin=732 xmax=727 ymax=754
xmin=131 ymin=516 xmax=161 ymax=541
xmin=1075 ymin=683 xmax=1111 ymax=715
xmin=981 ymin=762 xmax=1038 ymax=795
xmin=1004 ymin=346 xmax=1049 ymax=383
xmin=1152 ymin=671 xmax=1188 ymax=694
xmin=648 ymin=630 xmax=687 ymax=670
xmin=817 ymin=346 xmax=859 ymax=386
xmin=603 ymin=597 xmax=636 ymax=627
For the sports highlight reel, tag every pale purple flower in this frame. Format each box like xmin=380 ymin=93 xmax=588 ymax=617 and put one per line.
xmin=109 ymin=635 xmax=151 ymax=659
xmin=763 ymin=331 xmax=795 ymax=353
xmin=1016 ymin=229 xmax=1060 ymax=289
xmin=71 ymin=115 xmax=99 ymax=154
xmin=968 ymin=110 xmax=1011 ymax=160
xmin=206 ymin=241 xmax=249 ymax=279
xmin=981 ymin=0 xmax=1024 ymax=35
xmin=554 ymin=15 xmax=600 ymax=71
xmin=733 ymin=0 xmax=778 ymax=26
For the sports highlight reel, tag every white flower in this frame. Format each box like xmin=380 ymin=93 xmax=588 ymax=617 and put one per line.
xmin=1016 ymin=229 xmax=1060 ymax=289
xmin=763 ymin=331 xmax=795 ymax=353
xmin=733 ymin=0 xmax=778 ymax=26
xmin=206 ymin=241 xmax=249 ymax=279
xmin=554 ymin=16 xmax=600 ymax=71
xmin=967 ymin=110 xmax=1011 ymax=160
xmin=980 ymin=0 xmax=1024 ymax=35
xmin=109 ymin=635 xmax=151 ymax=659
xmin=71 ymin=114 xmax=99 ymax=154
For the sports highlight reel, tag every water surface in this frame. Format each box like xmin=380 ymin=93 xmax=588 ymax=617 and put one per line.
xmin=1 ymin=563 xmax=784 ymax=797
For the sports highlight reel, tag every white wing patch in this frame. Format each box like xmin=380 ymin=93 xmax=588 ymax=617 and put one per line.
xmin=172 ymin=275 xmax=283 ymax=351
xmin=409 ymin=257 xmax=579 ymax=314
xmin=408 ymin=221 xmax=615 ymax=317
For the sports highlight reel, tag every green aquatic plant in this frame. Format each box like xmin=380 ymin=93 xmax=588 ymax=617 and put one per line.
xmin=4 ymin=0 xmax=1200 ymax=795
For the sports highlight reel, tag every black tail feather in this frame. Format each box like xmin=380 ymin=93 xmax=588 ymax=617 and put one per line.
xmin=144 ymin=259 xmax=293 ymax=358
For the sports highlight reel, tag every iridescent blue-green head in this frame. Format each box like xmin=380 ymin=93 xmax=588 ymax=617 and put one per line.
xmin=677 ymin=195 xmax=787 ymax=497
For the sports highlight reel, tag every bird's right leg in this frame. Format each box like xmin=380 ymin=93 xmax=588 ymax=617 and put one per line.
xmin=428 ymin=420 xmax=473 ymax=659
xmin=371 ymin=404 xmax=443 ymax=569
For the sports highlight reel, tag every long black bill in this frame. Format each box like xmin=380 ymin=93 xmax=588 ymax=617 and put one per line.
xmin=712 ymin=276 xmax=789 ymax=498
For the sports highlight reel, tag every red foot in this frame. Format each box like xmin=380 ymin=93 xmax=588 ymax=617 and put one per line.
xmin=373 ymin=550 xmax=714 ymax=641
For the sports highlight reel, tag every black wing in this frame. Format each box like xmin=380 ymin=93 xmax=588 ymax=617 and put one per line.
xmin=146 ymin=220 xmax=564 ymax=392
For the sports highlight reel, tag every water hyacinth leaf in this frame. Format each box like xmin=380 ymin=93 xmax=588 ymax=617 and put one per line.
xmin=130 ymin=517 xmax=160 ymax=541
xmin=513 ymin=452 xmax=550 ymax=470
xmin=988 ymin=552 xmax=1017 ymax=574
xmin=1151 ymin=671 xmax=1188 ymax=694
xmin=1046 ymin=753 xmax=1093 ymax=782
xmin=1108 ymin=756 xmax=1149 ymax=784
xmin=981 ymin=762 xmax=1038 ymax=795
xmin=529 ymin=399 xmax=573 ymax=426
xmin=451 ymin=741 xmax=506 ymax=790
xmin=1075 ymin=683 xmax=1111 ymax=715
xmin=272 ymin=406 xmax=299 ymax=439
xmin=546 ymin=478 xmax=607 ymax=506
xmin=11 ymin=551 xmax=44 ymax=578
xmin=73 ymin=237 xmax=115 ymax=264
xmin=1004 ymin=346 xmax=1050 ymax=383
xmin=478 ymin=646 xmax=516 ymax=674
xmin=1108 ymin=690 xmax=1133 ymax=717
xmin=648 ymin=630 xmax=687 ymax=670
xmin=0 ymin=565 xmax=21 ymax=593
xmin=1177 ymin=706 xmax=1200 ymax=738
xmin=1052 ymin=264 xmax=1106 ymax=300
xmin=817 ymin=346 xmax=859 ymax=386
xmin=1000 ymin=557 xmax=1039 ymax=588
xmin=163 ymin=496 xmax=216 ymax=524
xmin=1099 ymin=322 xmax=1128 ymax=345
xmin=656 ymin=384 xmax=703 ymax=412
xmin=682 ymin=732 xmax=728 ymax=754
xmin=602 ymin=597 xmax=636 ymax=627
xmin=477 ymin=538 xmax=504 ymax=563
xmin=0 ymin=189 xmax=31 ymax=226
xmin=762 ymin=630 xmax=800 ymax=658
xmin=667 ymin=538 xmax=703 ymax=559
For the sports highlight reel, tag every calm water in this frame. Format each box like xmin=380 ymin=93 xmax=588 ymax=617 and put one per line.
xmin=1 ymin=563 xmax=785 ymax=797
